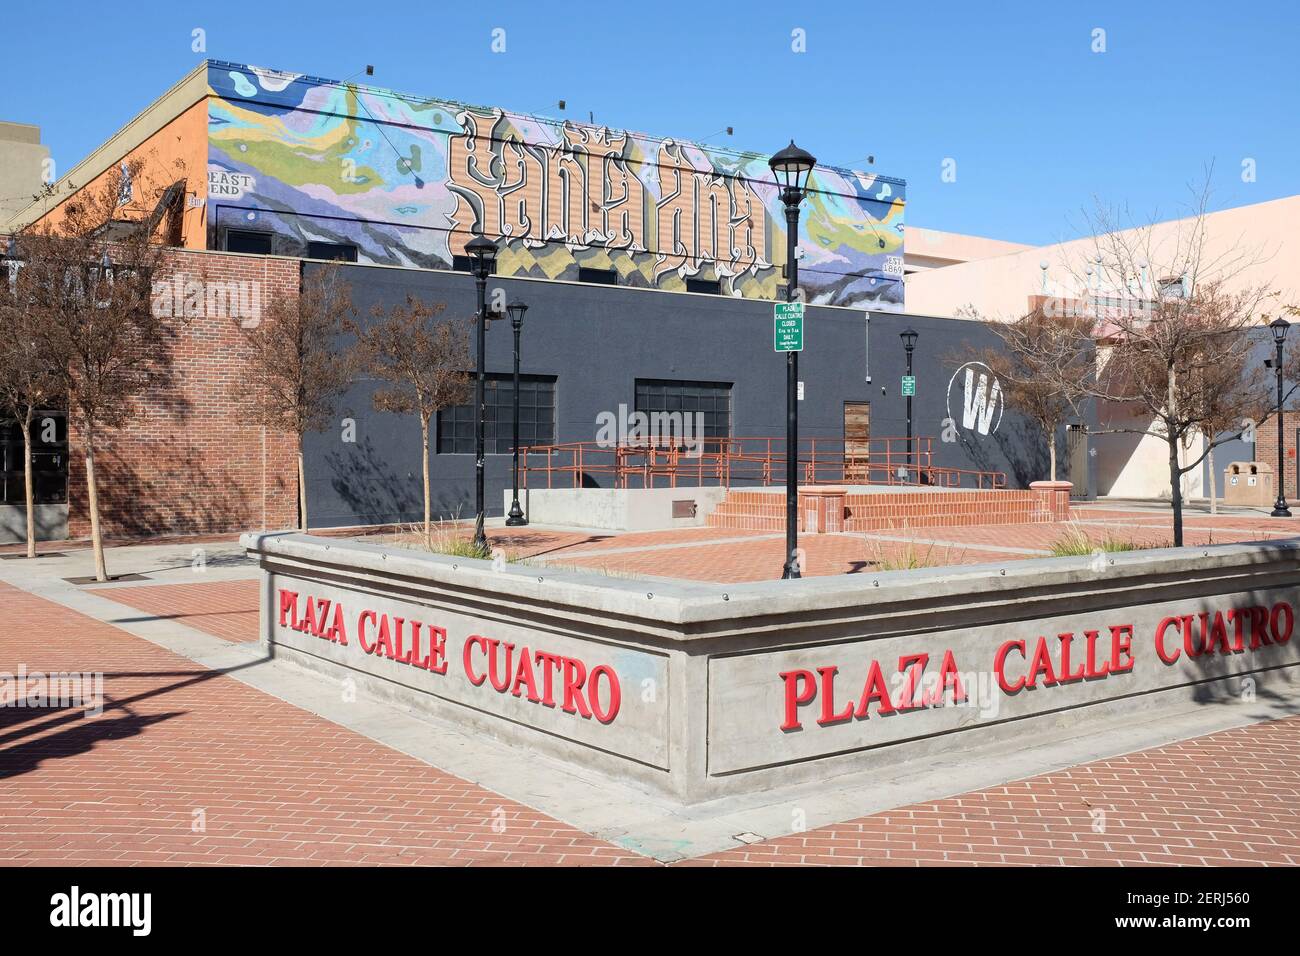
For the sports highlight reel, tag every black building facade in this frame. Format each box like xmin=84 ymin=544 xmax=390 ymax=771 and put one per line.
xmin=304 ymin=261 xmax=1098 ymax=528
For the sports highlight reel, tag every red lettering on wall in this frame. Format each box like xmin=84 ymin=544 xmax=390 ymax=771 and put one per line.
xmin=1085 ymin=629 xmax=1112 ymax=677
xmin=896 ymin=653 xmax=930 ymax=710
xmin=995 ymin=639 xmax=1026 ymax=693
xmin=358 ymin=609 xmax=377 ymax=654
xmin=1109 ymin=624 xmax=1135 ymax=674
xmin=816 ymin=666 xmax=854 ymax=726
xmin=588 ymin=665 xmax=621 ymax=724
xmin=278 ymin=589 xmax=299 ymax=629
xmin=853 ymin=660 xmax=897 ymax=719
xmin=561 ymin=658 xmax=592 ymax=718
xmin=780 ymin=669 xmax=817 ymax=731
xmin=1271 ymin=602 xmax=1294 ymax=644
xmin=1248 ymin=606 xmax=1271 ymax=650
xmin=464 ymin=635 xmax=488 ymax=686
xmin=1155 ymin=617 xmax=1181 ymax=664
xmin=933 ymin=649 xmax=968 ymax=705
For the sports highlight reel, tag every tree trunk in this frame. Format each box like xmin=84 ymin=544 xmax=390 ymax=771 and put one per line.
xmin=1048 ymin=428 xmax=1057 ymax=482
xmin=1207 ymin=443 xmax=1218 ymax=515
xmin=1165 ymin=370 xmax=1183 ymax=547
xmin=84 ymin=430 xmax=108 ymax=582
xmin=21 ymin=417 xmax=35 ymax=559
xmin=421 ymin=413 xmax=432 ymax=548
xmin=297 ymin=446 xmax=308 ymax=533
xmin=1168 ymin=435 xmax=1184 ymax=548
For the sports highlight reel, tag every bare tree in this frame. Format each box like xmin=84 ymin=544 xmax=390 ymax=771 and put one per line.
xmin=1194 ymin=349 xmax=1270 ymax=515
xmin=1072 ymin=179 xmax=1276 ymax=545
xmin=13 ymin=158 xmax=173 ymax=580
xmin=960 ymin=306 xmax=1093 ymax=481
xmin=351 ymin=295 xmax=471 ymax=545
xmin=0 ymin=265 xmax=65 ymax=557
xmin=236 ymin=265 xmax=357 ymax=532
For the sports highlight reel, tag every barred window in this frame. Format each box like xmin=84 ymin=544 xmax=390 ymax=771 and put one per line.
xmin=634 ymin=379 xmax=732 ymax=441
xmin=437 ymin=374 xmax=556 ymax=454
xmin=306 ymin=241 xmax=358 ymax=262
xmin=0 ymin=410 xmax=67 ymax=505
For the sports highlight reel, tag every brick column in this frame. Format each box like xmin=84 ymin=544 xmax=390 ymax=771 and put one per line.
xmin=1029 ymin=481 xmax=1073 ymax=522
xmin=1253 ymin=412 xmax=1296 ymax=501
xmin=797 ymin=486 xmax=846 ymax=533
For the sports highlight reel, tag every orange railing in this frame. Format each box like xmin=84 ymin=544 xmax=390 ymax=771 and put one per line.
xmin=518 ymin=437 xmax=1006 ymax=491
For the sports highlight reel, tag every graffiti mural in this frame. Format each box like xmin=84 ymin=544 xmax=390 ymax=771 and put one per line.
xmin=205 ymin=61 xmax=905 ymax=309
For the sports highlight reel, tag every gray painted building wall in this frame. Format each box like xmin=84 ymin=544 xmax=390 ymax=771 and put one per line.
xmin=304 ymin=262 xmax=1098 ymax=528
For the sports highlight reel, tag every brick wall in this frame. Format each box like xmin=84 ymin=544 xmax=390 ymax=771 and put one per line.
xmin=1253 ymin=413 xmax=1298 ymax=501
xmin=67 ymin=249 xmax=300 ymax=539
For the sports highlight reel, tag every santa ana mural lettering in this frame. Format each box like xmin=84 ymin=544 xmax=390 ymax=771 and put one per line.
xmin=204 ymin=61 xmax=905 ymax=308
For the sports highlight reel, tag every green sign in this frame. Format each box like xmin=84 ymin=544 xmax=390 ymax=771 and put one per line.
xmin=901 ymin=375 xmax=916 ymax=397
xmin=774 ymin=302 xmax=804 ymax=352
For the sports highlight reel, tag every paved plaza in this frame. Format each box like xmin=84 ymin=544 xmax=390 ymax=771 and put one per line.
xmin=1 ymin=501 xmax=1298 ymax=866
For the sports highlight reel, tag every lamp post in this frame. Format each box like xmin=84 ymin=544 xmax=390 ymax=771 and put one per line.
xmin=1270 ymin=317 xmax=1291 ymax=518
xmin=505 ymin=298 xmax=530 ymax=526
xmin=466 ymin=234 xmax=499 ymax=551
xmin=900 ymin=328 xmax=917 ymax=482
xmin=770 ymin=140 xmax=816 ymax=580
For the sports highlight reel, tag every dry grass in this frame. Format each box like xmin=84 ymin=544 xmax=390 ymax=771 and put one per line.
xmin=863 ymin=528 xmax=967 ymax=571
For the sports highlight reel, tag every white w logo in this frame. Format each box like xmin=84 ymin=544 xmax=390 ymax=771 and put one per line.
xmin=962 ymin=368 xmax=1001 ymax=433
xmin=947 ymin=362 xmax=1004 ymax=437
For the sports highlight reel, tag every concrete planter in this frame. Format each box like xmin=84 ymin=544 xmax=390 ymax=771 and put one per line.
xmin=243 ymin=532 xmax=1300 ymax=803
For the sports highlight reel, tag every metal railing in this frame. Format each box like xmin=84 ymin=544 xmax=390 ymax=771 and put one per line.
xmin=518 ymin=437 xmax=1006 ymax=491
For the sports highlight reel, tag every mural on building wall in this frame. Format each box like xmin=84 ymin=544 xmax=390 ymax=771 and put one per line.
xmin=206 ymin=62 xmax=905 ymax=309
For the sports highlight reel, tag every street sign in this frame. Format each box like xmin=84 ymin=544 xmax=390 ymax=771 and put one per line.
xmin=774 ymin=302 xmax=804 ymax=352
xmin=901 ymin=375 xmax=916 ymax=396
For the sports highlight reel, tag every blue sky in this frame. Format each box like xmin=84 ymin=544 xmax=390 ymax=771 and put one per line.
xmin=2 ymin=0 xmax=1296 ymax=245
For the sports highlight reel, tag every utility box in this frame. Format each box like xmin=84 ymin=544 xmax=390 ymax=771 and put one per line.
xmin=1223 ymin=462 xmax=1273 ymax=507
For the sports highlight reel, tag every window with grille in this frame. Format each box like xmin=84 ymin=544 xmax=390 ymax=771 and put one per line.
xmin=633 ymin=379 xmax=732 ymax=443
xmin=224 ymin=229 xmax=273 ymax=255
xmin=437 ymin=374 xmax=556 ymax=454
xmin=578 ymin=267 xmax=618 ymax=285
xmin=0 ymin=410 xmax=67 ymax=505
xmin=306 ymin=241 xmax=358 ymax=262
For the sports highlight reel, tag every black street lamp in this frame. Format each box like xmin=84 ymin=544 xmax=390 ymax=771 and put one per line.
xmin=770 ymin=140 xmax=816 ymax=580
xmin=900 ymin=328 xmax=918 ymax=483
xmin=1270 ymin=316 xmax=1291 ymax=518
xmin=466 ymin=234 xmax=499 ymax=550
xmin=505 ymin=297 xmax=530 ymax=527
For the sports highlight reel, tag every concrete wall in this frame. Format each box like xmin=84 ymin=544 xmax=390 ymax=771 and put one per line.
xmin=505 ymin=487 xmax=727 ymax=531
xmin=0 ymin=122 xmax=49 ymax=228
xmin=0 ymin=504 xmax=67 ymax=544
xmin=245 ymin=532 xmax=1300 ymax=803
xmin=306 ymin=261 xmax=1099 ymax=528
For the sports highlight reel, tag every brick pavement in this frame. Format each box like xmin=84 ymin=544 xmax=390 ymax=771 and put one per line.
xmin=682 ymin=716 xmax=1300 ymax=866
xmin=0 ymin=582 xmax=647 ymax=867
xmin=492 ymin=505 xmax=1300 ymax=583
xmin=3 ymin=574 xmax=1298 ymax=866
xmin=3 ymin=503 xmax=1299 ymax=867
xmin=98 ymin=579 xmax=260 ymax=644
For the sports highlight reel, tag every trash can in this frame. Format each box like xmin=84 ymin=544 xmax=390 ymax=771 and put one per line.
xmin=1223 ymin=462 xmax=1273 ymax=507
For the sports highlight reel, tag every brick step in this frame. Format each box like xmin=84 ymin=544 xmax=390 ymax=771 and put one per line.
xmin=706 ymin=484 xmax=1071 ymax=532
